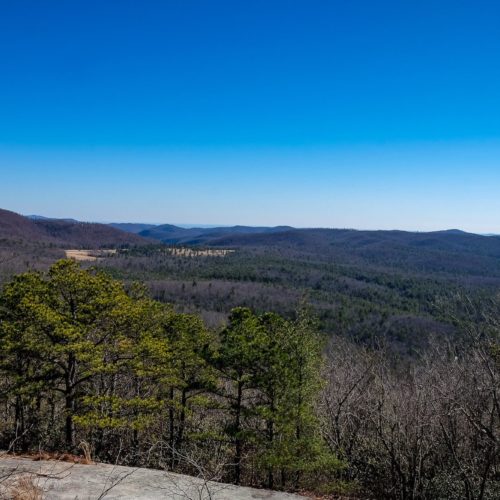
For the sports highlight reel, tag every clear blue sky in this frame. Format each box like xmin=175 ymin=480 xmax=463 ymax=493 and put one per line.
xmin=1 ymin=1 xmax=499 ymax=231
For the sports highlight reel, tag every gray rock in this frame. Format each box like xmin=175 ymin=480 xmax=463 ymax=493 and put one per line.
xmin=0 ymin=457 xmax=306 ymax=499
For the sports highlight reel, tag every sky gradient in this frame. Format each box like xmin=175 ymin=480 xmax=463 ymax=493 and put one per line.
xmin=1 ymin=1 xmax=499 ymax=231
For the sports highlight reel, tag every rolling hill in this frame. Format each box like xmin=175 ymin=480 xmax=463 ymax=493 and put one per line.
xmin=0 ymin=208 xmax=150 ymax=248
xmin=110 ymin=218 xmax=500 ymax=278
xmin=5 ymin=208 xmax=500 ymax=278
xmin=203 ymin=227 xmax=500 ymax=277
xmin=0 ymin=208 xmax=52 ymax=241
xmin=3 ymin=208 xmax=500 ymax=353
xmin=137 ymin=224 xmax=294 ymax=244
xmin=108 ymin=222 xmax=158 ymax=233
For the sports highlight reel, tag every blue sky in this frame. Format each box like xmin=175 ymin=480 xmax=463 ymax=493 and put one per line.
xmin=1 ymin=1 xmax=499 ymax=231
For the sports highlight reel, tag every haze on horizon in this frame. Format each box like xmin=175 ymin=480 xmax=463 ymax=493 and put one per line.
xmin=1 ymin=1 xmax=499 ymax=233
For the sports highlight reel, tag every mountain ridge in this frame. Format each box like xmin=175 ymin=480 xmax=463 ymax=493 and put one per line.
xmin=4 ymin=209 xmax=500 ymax=274
xmin=0 ymin=208 xmax=150 ymax=248
xmin=137 ymin=224 xmax=295 ymax=244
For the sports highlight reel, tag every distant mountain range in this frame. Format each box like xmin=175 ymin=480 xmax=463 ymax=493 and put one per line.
xmin=108 ymin=223 xmax=158 ymax=234
xmin=27 ymin=214 xmax=80 ymax=223
xmin=135 ymin=224 xmax=294 ymax=244
xmin=23 ymin=214 xmax=500 ymax=248
xmin=1 ymin=209 xmax=148 ymax=247
xmin=3 ymin=209 xmax=500 ymax=273
xmin=109 ymin=221 xmax=500 ymax=265
xmin=25 ymin=215 xmax=295 ymax=245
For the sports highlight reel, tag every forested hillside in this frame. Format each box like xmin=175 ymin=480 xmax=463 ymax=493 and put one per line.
xmin=0 ymin=261 xmax=498 ymax=498
xmin=136 ymin=223 xmax=294 ymax=244
xmin=3 ymin=208 xmax=500 ymax=353
xmin=0 ymin=209 xmax=150 ymax=284
xmin=0 ymin=209 xmax=149 ymax=247
xmin=96 ymin=235 xmax=500 ymax=354
xmin=1 ymin=212 xmax=499 ymax=496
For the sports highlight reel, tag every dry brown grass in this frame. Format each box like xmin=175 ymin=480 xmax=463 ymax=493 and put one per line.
xmin=1 ymin=474 xmax=43 ymax=500
xmin=78 ymin=441 xmax=94 ymax=465
xmin=29 ymin=450 xmax=93 ymax=465
xmin=12 ymin=445 xmax=94 ymax=465
xmin=65 ymin=249 xmax=117 ymax=261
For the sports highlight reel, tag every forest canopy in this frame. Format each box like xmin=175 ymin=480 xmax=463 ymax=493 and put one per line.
xmin=0 ymin=260 xmax=498 ymax=499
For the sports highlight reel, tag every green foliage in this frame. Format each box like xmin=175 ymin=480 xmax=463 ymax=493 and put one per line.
xmin=0 ymin=260 xmax=341 ymax=491
xmin=0 ymin=260 xmax=134 ymax=448
xmin=210 ymin=306 xmax=341 ymax=487
xmin=92 ymin=244 xmax=492 ymax=356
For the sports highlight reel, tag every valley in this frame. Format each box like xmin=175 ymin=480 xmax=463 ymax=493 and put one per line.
xmin=1 ymin=207 xmax=499 ymax=498
xmin=2 ymin=208 xmax=500 ymax=353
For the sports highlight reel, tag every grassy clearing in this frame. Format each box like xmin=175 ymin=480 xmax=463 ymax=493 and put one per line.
xmin=64 ymin=249 xmax=117 ymax=261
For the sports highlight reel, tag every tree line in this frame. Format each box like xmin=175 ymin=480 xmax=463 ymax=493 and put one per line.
xmin=0 ymin=260 xmax=339 ymax=493
xmin=0 ymin=260 xmax=498 ymax=498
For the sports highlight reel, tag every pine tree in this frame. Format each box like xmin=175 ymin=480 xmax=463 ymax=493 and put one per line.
xmin=213 ymin=307 xmax=265 ymax=484
xmin=0 ymin=260 xmax=133 ymax=449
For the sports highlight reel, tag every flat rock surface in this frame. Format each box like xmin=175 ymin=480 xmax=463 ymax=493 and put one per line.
xmin=0 ymin=456 xmax=306 ymax=499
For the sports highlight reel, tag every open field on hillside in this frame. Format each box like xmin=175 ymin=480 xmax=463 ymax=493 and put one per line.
xmin=65 ymin=249 xmax=117 ymax=261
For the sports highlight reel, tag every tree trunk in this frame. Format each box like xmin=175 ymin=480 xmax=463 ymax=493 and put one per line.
xmin=234 ymin=379 xmax=243 ymax=484
xmin=168 ymin=386 xmax=175 ymax=468
xmin=65 ymin=352 xmax=77 ymax=449
xmin=267 ymin=396 xmax=275 ymax=489
xmin=65 ymin=392 xmax=75 ymax=449
xmin=175 ymin=388 xmax=187 ymax=452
